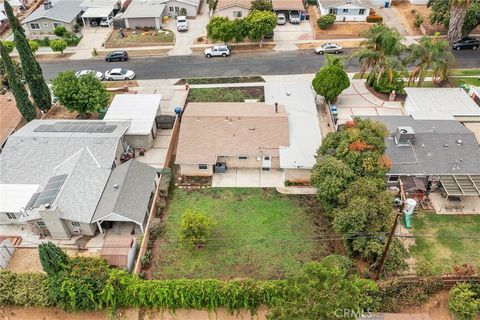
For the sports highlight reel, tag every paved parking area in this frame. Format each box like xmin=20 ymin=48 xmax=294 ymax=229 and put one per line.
xmin=212 ymin=169 xmax=285 ymax=187
xmin=274 ymin=21 xmax=314 ymax=51
xmin=70 ymin=27 xmax=112 ymax=60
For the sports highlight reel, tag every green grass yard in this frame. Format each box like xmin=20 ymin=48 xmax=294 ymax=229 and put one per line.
xmin=409 ymin=211 xmax=480 ymax=274
xmin=187 ymin=87 xmax=265 ymax=103
xmin=153 ymin=188 xmax=319 ymax=280
xmin=449 ymin=77 xmax=480 ymax=87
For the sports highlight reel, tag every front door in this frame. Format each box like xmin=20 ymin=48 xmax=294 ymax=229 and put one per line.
xmin=262 ymin=156 xmax=271 ymax=170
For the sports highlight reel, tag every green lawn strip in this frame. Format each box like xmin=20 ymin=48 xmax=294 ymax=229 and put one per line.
xmin=409 ymin=211 xmax=480 ymax=274
xmin=187 ymin=87 xmax=264 ymax=102
xmin=154 ymin=188 xmax=318 ymax=280
xmin=449 ymin=77 xmax=480 ymax=87
xmin=451 ymin=69 xmax=480 ymax=76
xmin=176 ymin=76 xmax=265 ymax=85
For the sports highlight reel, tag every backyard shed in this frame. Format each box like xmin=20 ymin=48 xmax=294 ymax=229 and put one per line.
xmin=100 ymin=236 xmax=137 ymax=272
xmin=104 ymin=94 xmax=162 ymax=150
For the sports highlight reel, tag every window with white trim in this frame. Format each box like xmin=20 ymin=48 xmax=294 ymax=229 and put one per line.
xmin=342 ymin=8 xmax=348 ymax=12
xmin=43 ymin=22 xmax=49 ymax=27
xmin=359 ymin=8 xmax=365 ymax=15
xmin=169 ymin=6 xmax=174 ymax=12
xmin=30 ymin=23 xmax=41 ymax=30
xmin=198 ymin=164 xmax=208 ymax=170
xmin=53 ymin=22 xmax=63 ymax=28
xmin=5 ymin=212 xmax=16 ymax=219
xmin=37 ymin=221 xmax=47 ymax=229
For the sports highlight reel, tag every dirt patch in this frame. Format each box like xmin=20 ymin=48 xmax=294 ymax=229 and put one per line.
xmin=5 ymin=248 xmax=43 ymax=273
xmin=400 ymin=290 xmax=452 ymax=320
xmin=394 ymin=3 xmax=438 ymax=36
xmin=105 ymin=29 xmax=174 ymax=48
xmin=103 ymin=80 xmax=138 ymax=88
xmin=307 ymin=6 xmax=371 ymax=39
xmin=42 ymin=103 xmax=100 ymax=120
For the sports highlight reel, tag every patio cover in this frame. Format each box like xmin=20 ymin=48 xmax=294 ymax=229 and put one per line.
xmin=82 ymin=7 xmax=113 ymax=18
xmin=440 ymin=175 xmax=480 ymax=196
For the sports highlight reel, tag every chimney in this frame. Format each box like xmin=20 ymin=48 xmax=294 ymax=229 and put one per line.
xmin=44 ymin=0 xmax=53 ymax=10
xmin=275 ymin=102 xmax=278 ymax=113
xmin=394 ymin=127 xmax=415 ymax=146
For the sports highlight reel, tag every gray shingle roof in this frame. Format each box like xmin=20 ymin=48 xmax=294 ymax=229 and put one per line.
xmin=24 ymin=0 xmax=85 ymax=23
xmin=365 ymin=116 xmax=480 ymax=176
xmin=0 ymin=120 xmax=130 ymax=223
xmin=92 ymin=159 xmax=157 ymax=226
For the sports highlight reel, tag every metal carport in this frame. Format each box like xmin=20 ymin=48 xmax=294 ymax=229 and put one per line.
xmin=81 ymin=7 xmax=114 ymax=27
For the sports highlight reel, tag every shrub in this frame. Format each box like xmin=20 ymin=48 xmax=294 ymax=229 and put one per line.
xmin=53 ymin=25 xmax=67 ymax=37
xmin=73 ymin=23 xmax=80 ymax=33
xmin=414 ymin=14 xmax=424 ymax=28
xmin=367 ymin=71 xmax=405 ymax=94
xmin=0 ymin=271 xmax=51 ymax=307
xmin=2 ymin=40 xmax=15 ymax=53
xmin=179 ymin=7 xmax=187 ymax=16
xmin=92 ymin=47 xmax=98 ymax=56
xmin=49 ymin=39 xmax=67 ymax=54
xmin=28 ymin=40 xmax=39 ymax=53
xmin=149 ymin=220 xmax=164 ymax=240
xmin=180 ymin=208 xmax=216 ymax=247
xmin=366 ymin=15 xmax=383 ymax=23
xmin=39 ymin=242 xmax=70 ymax=275
xmin=141 ymin=249 xmax=153 ymax=269
xmin=448 ymin=283 xmax=480 ymax=320
xmin=415 ymin=259 xmax=442 ymax=277
xmin=317 ymin=14 xmax=336 ymax=30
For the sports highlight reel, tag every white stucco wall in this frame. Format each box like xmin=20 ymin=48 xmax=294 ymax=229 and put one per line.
xmin=215 ymin=6 xmax=249 ymax=19
xmin=165 ymin=1 xmax=198 ymax=17
xmin=319 ymin=3 xmax=370 ymax=22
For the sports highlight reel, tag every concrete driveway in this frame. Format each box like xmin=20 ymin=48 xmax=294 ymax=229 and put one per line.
xmin=274 ymin=20 xmax=314 ymax=51
xmin=168 ymin=1 xmax=210 ymax=56
xmin=70 ymin=27 xmax=112 ymax=60
xmin=212 ymin=168 xmax=285 ymax=187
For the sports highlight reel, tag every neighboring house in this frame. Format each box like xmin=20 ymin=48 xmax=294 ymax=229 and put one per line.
xmin=318 ymin=0 xmax=371 ymax=22
xmin=404 ymin=88 xmax=480 ymax=122
xmin=80 ymin=0 xmax=131 ymax=26
xmin=103 ymin=94 xmax=161 ymax=150
xmin=0 ymin=94 xmax=26 ymax=152
xmin=100 ymin=236 xmax=137 ymax=272
xmin=176 ymin=102 xmax=290 ymax=177
xmin=215 ymin=0 xmax=250 ymax=19
xmin=121 ymin=0 xmax=166 ymax=29
xmin=165 ymin=0 xmax=201 ymax=18
xmin=1 ymin=0 xmax=25 ymax=16
xmin=0 ymin=120 xmax=157 ymax=239
xmin=23 ymin=0 xmax=85 ymax=35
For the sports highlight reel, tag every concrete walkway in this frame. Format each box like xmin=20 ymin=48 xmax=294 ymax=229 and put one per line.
xmin=276 ymin=186 xmax=316 ymax=194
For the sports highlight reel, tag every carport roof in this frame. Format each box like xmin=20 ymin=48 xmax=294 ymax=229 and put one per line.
xmin=81 ymin=6 xmax=113 ymax=18
xmin=272 ymin=0 xmax=305 ymax=11
xmin=440 ymin=175 xmax=480 ymax=196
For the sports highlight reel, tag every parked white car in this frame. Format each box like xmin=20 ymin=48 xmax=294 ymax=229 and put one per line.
xmin=100 ymin=16 xmax=113 ymax=27
xmin=289 ymin=10 xmax=300 ymax=24
xmin=204 ymin=45 xmax=231 ymax=58
xmin=177 ymin=16 xmax=188 ymax=31
xmin=75 ymin=70 xmax=104 ymax=81
xmin=277 ymin=12 xmax=286 ymax=25
xmin=104 ymin=68 xmax=136 ymax=80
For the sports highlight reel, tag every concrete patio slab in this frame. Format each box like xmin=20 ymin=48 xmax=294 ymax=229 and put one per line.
xmin=212 ymin=169 xmax=284 ymax=187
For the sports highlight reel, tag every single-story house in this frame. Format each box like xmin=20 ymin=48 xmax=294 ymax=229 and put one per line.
xmin=0 ymin=94 xmax=26 ymax=152
xmin=165 ymin=0 xmax=201 ymax=17
xmin=0 ymin=120 xmax=158 ymax=239
xmin=121 ymin=0 xmax=166 ymax=29
xmin=404 ymin=88 xmax=480 ymax=122
xmin=318 ymin=0 xmax=371 ymax=22
xmin=272 ymin=0 xmax=305 ymax=14
xmin=100 ymin=236 xmax=137 ymax=272
xmin=23 ymin=0 xmax=85 ymax=35
xmin=214 ymin=0 xmax=250 ymax=19
xmin=103 ymin=94 xmax=161 ymax=150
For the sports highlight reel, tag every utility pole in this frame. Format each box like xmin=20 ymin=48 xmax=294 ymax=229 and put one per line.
xmin=374 ymin=180 xmax=405 ymax=280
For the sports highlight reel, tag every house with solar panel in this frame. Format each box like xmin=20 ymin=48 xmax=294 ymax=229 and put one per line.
xmin=0 ymin=120 xmax=158 ymax=239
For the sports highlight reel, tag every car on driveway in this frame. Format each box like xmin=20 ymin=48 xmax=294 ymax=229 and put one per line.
xmin=314 ymin=43 xmax=343 ymax=54
xmin=277 ymin=12 xmax=286 ymax=25
xmin=75 ymin=70 xmax=104 ymax=81
xmin=177 ymin=16 xmax=188 ymax=31
xmin=100 ymin=16 xmax=113 ymax=27
xmin=105 ymin=50 xmax=128 ymax=62
xmin=289 ymin=10 xmax=300 ymax=24
xmin=204 ymin=45 xmax=231 ymax=58
xmin=452 ymin=37 xmax=479 ymax=50
xmin=105 ymin=68 xmax=135 ymax=80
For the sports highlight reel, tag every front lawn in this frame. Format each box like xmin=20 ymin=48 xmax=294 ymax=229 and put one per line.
xmin=187 ymin=87 xmax=265 ymax=102
xmin=409 ymin=211 xmax=480 ymax=274
xmin=449 ymin=77 xmax=480 ymax=87
xmin=106 ymin=29 xmax=174 ymax=46
xmin=153 ymin=188 xmax=320 ymax=280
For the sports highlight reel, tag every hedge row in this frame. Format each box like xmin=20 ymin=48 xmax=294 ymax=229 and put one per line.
xmin=0 ymin=271 xmax=52 ymax=307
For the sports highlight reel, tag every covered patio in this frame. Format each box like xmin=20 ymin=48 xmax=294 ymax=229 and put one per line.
xmin=81 ymin=7 xmax=114 ymax=27
xmin=430 ymin=175 xmax=480 ymax=214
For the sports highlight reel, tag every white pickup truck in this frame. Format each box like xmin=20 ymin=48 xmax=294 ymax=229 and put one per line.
xmin=177 ymin=16 xmax=188 ymax=31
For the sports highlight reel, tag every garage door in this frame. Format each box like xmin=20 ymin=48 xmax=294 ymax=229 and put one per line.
xmin=126 ymin=17 xmax=156 ymax=29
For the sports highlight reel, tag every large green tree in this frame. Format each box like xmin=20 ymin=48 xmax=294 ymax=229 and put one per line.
xmin=4 ymin=0 xmax=51 ymax=111
xmin=267 ymin=256 xmax=378 ymax=320
xmin=0 ymin=41 xmax=36 ymax=121
xmin=250 ymin=0 xmax=272 ymax=11
xmin=244 ymin=10 xmax=276 ymax=45
xmin=428 ymin=0 xmax=480 ymax=39
xmin=350 ymin=24 xmax=405 ymax=90
xmin=39 ymin=242 xmax=70 ymax=276
xmin=312 ymin=54 xmax=350 ymax=104
xmin=405 ymin=33 xmax=455 ymax=87
xmin=207 ymin=17 xmax=235 ymax=43
xmin=52 ymin=71 xmax=109 ymax=118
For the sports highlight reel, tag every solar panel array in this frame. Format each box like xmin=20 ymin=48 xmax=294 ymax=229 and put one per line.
xmin=32 ymin=174 xmax=68 ymax=208
xmin=33 ymin=122 xmax=117 ymax=133
xmin=25 ymin=192 xmax=40 ymax=210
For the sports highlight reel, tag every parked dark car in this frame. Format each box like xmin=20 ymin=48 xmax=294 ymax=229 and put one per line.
xmin=105 ymin=50 xmax=128 ymax=62
xmin=452 ymin=37 xmax=479 ymax=50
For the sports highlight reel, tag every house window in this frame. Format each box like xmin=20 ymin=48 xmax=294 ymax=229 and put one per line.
xmin=388 ymin=176 xmax=399 ymax=183
xmin=238 ymin=156 xmax=248 ymax=160
xmin=43 ymin=22 xmax=48 ymax=27
xmin=233 ymin=11 xmax=242 ymax=18
xmin=329 ymin=8 xmax=337 ymax=14
xmin=198 ymin=164 xmax=208 ymax=170
xmin=5 ymin=212 xmax=16 ymax=219
xmin=37 ymin=221 xmax=47 ymax=229
xmin=169 ymin=6 xmax=174 ymax=12
xmin=71 ymin=221 xmax=81 ymax=228
xmin=342 ymin=8 xmax=348 ymax=12
xmin=53 ymin=22 xmax=63 ymax=28
xmin=30 ymin=22 xmax=40 ymax=30
xmin=359 ymin=8 xmax=365 ymax=15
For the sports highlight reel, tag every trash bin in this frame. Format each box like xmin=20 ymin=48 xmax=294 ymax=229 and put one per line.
xmin=384 ymin=1 xmax=389 ymax=7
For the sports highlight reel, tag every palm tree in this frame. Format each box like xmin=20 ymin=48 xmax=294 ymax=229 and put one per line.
xmin=447 ymin=0 xmax=472 ymax=43
xmin=405 ymin=34 xmax=456 ymax=87
xmin=350 ymin=24 xmax=406 ymax=88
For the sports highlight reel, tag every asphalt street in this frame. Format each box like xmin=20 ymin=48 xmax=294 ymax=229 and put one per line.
xmin=39 ymin=49 xmax=480 ymax=80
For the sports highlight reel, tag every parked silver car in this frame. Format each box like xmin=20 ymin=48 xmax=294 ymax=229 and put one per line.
xmin=204 ymin=45 xmax=231 ymax=58
xmin=314 ymin=43 xmax=343 ymax=54
xmin=105 ymin=68 xmax=136 ymax=80
xmin=277 ymin=12 xmax=286 ymax=25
